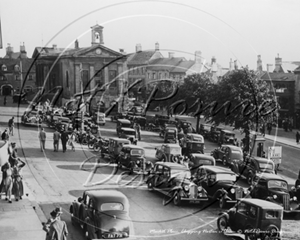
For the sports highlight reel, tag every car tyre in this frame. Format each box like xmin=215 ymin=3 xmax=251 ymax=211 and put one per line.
xmin=93 ymin=144 xmax=100 ymax=152
xmin=173 ymin=190 xmax=182 ymax=206
xmin=217 ymin=216 xmax=229 ymax=232
xmin=245 ymin=232 xmax=257 ymax=240
xmin=262 ymin=225 xmax=280 ymax=240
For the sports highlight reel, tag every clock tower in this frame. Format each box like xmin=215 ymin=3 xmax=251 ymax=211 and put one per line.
xmin=91 ymin=24 xmax=104 ymax=46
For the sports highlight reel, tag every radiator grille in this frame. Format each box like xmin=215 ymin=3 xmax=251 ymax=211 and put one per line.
xmin=282 ymin=194 xmax=290 ymax=210
xmin=235 ymin=188 xmax=243 ymax=199
xmin=190 ymin=185 xmax=198 ymax=199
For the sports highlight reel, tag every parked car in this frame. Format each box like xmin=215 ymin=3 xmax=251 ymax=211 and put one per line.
xmin=111 ymin=112 xmax=127 ymax=122
xmin=250 ymin=173 xmax=300 ymax=219
xmin=230 ymin=156 xmax=276 ymax=185
xmin=217 ymin=198 xmax=283 ymax=240
xmin=193 ymin=166 xmax=249 ymax=209
xmin=155 ymin=144 xmax=182 ymax=162
xmin=159 ymin=123 xmax=177 ymax=138
xmin=119 ymin=128 xmax=137 ymax=144
xmin=131 ymin=116 xmax=146 ymax=130
xmin=199 ymin=123 xmax=212 ymax=139
xmin=175 ymin=118 xmax=195 ymax=133
xmin=117 ymin=145 xmax=152 ymax=174
xmin=210 ymin=126 xmax=223 ymax=142
xmin=163 ymin=127 xmax=178 ymax=143
xmin=93 ymin=112 xmax=106 ymax=126
xmin=218 ymin=130 xmax=236 ymax=146
xmin=188 ymin=153 xmax=216 ymax=175
xmin=185 ymin=141 xmax=205 ymax=156
xmin=116 ymin=119 xmax=132 ymax=136
xmin=105 ymin=137 xmax=131 ymax=162
xmin=147 ymin=162 xmax=208 ymax=206
xmin=69 ymin=190 xmax=135 ymax=239
xmin=186 ymin=133 xmax=204 ymax=143
xmin=211 ymin=145 xmax=243 ymax=167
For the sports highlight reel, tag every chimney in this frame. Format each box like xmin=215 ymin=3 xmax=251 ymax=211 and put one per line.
xmin=211 ymin=56 xmax=216 ymax=65
xmin=229 ymin=58 xmax=233 ymax=71
xmin=53 ymin=44 xmax=57 ymax=50
xmin=136 ymin=44 xmax=142 ymax=52
xmin=20 ymin=42 xmax=27 ymax=58
xmin=257 ymin=55 xmax=262 ymax=72
xmin=119 ymin=48 xmax=126 ymax=54
xmin=155 ymin=42 xmax=159 ymax=51
xmin=274 ymin=54 xmax=282 ymax=73
xmin=168 ymin=52 xmax=174 ymax=58
xmin=195 ymin=51 xmax=201 ymax=64
xmin=234 ymin=60 xmax=238 ymax=70
xmin=6 ymin=43 xmax=14 ymax=58
xmin=75 ymin=39 xmax=79 ymax=49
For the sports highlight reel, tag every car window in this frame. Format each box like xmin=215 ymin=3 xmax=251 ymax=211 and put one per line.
xmin=237 ymin=202 xmax=247 ymax=214
xmin=208 ymin=173 xmax=216 ymax=183
xmin=85 ymin=195 xmax=90 ymax=205
xmin=89 ymin=199 xmax=95 ymax=209
xmin=249 ymin=206 xmax=257 ymax=219
xmin=155 ymin=165 xmax=163 ymax=174
xmin=163 ymin=167 xmax=170 ymax=177
xmin=265 ymin=210 xmax=280 ymax=219
xmin=131 ymin=149 xmax=144 ymax=156
xmin=268 ymin=180 xmax=288 ymax=190
xmin=101 ymin=203 xmax=124 ymax=211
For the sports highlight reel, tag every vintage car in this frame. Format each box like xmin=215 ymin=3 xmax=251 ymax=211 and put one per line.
xmin=159 ymin=123 xmax=177 ymax=138
xmin=117 ymin=145 xmax=152 ymax=173
xmin=188 ymin=153 xmax=216 ymax=175
xmin=21 ymin=110 xmax=42 ymax=125
xmin=218 ymin=129 xmax=235 ymax=146
xmin=185 ymin=141 xmax=205 ymax=156
xmin=69 ymin=190 xmax=135 ymax=239
xmin=217 ymin=199 xmax=283 ymax=240
xmin=147 ymin=162 xmax=208 ymax=206
xmin=155 ymin=144 xmax=182 ymax=162
xmin=193 ymin=166 xmax=249 ymax=209
xmin=163 ymin=127 xmax=178 ymax=143
xmin=186 ymin=133 xmax=204 ymax=142
xmin=230 ymin=156 xmax=276 ymax=185
xmin=210 ymin=126 xmax=224 ymax=142
xmin=175 ymin=118 xmax=195 ymax=133
xmin=211 ymin=145 xmax=243 ymax=167
xmin=116 ymin=119 xmax=132 ymax=136
xmin=118 ymin=127 xmax=137 ymax=144
xmin=92 ymin=112 xmax=106 ymax=126
xmin=199 ymin=123 xmax=212 ymax=139
xmin=250 ymin=173 xmax=300 ymax=219
xmin=103 ymin=137 xmax=131 ymax=162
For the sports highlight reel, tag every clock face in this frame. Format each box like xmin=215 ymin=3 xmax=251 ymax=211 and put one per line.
xmin=96 ymin=48 xmax=102 ymax=55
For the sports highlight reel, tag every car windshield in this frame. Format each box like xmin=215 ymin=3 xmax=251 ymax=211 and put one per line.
xmin=131 ymin=149 xmax=144 ymax=156
xmin=216 ymin=173 xmax=236 ymax=182
xmin=191 ymin=136 xmax=203 ymax=142
xmin=190 ymin=143 xmax=203 ymax=149
xmin=225 ymin=133 xmax=234 ymax=137
xmin=268 ymin=180 xmax=288 ymax=190
xmin=101 ymin=203 xmax=124 ymax=211
xmin=171 ymin=169 xmax=191 ymax=180
xmin=231 ymin=150 xmax=242 ymax=159
xmin=259 ymin=163 xmax=274 ymax=171
xmin=195 ymin=158 xmax=213 ymax=165
xmin=122 ymin=123 xmax=131 ymax=128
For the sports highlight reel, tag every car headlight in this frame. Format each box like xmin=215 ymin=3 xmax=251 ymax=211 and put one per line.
xmin=273 ymin=195 xmax=277 ymax=199
xmin=184 ymin=185 xmax=189 ymax=191
xmin=293 ymin=196 xmax=297 ymax=201
xmin=198 ymin=186 xmax=203 ymax=192
xmin=243 ymin=189 xmax=249 ymax=194
xmin=230 ymin=188 xmax=235 ymax=194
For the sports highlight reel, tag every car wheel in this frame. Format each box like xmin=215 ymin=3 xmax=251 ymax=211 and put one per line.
xmin=222 ymin=158 xmax=227 ymax=166
xmin=88 ymin=142 xmax=94 ymax=149
xmin=262 ymin=225 xmax=280 ymax=240
xmin=217 ymin=216 xmax=229 ymax=232
xmin=173 ymin=190 xmax=182 ymax=206
xmin=147 ymin=180 xmax=154 ymax=191
xmin=245 ymin=232 xmax=257 ymax=240
xmin=247 ymin=173 xmax=253 ymax=185
xmin=219 ymin=197 xmax=227 ymax=209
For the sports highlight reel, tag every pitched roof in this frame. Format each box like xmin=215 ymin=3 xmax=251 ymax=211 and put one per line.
xmin=260 ymin=72 xmax=295 ymax=81
xmin=147 ymin=57 xmax=186 ymax=71
xmin=170 ymin=60 xmax=195 ymax=73
xmin=281 ymin=61 xmax=300 ymax=73
xmin=127 ymin=51 xmax=156 ymax=65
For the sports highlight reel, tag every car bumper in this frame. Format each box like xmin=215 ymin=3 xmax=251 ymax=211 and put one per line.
xmin=181 ymin=197 xmax=209 ymax=203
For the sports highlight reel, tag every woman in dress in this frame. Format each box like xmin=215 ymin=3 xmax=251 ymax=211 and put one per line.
xmin=12 ymin=158 xmax=26 ymax=201
xmin=1 ymin=162 xmax=13 ymax=203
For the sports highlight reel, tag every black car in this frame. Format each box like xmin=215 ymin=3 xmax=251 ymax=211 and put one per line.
xmin=194 ymin=166 xmax=249 ymax=209
xmin=250 ymin=173 xmax=300 ymax=219
xmin=147 ymin=162 xmax=208 ymax=206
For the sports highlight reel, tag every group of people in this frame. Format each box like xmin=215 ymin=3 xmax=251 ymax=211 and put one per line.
xmin=38 ymin=128 xmax=76 ymax=153
xmin=0 ymin=143 xmax=26 ymax=203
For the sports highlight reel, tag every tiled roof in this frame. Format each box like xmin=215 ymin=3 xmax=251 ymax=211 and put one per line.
xmin=147 ymin=57 xmax=186 ymax=71
xmin=170 ymin=60 xmax=195 ymax=73
xmin=0 ymin=58 xmax=36 ymax=73
xmin=281 ymin=61 xmax=300 ymax=73
xmin=3 ymin=52 xmax=22 ymax=59
xmin=21 ymin=59 xmax=35 ymax=71
xmin=128 ymin=51 xmax=156 ymax=65
xmin=260 ymin=72 xmax=295 ymax=81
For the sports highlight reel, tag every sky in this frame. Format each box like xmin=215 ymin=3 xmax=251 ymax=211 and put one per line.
xmin=0 ymin=0 xmax=300 ymax=70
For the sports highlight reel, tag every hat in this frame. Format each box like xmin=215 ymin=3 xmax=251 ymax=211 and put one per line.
xmin=11 ymin=142 xmax=16 ymax=147
xmin=55 ymin=207 xmax=63 ymax=215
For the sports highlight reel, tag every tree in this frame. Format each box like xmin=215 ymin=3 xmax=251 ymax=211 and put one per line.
xmin=206 ymin=68 xmax=278 ymax=152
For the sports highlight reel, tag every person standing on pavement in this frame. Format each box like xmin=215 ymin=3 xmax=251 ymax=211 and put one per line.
xmin=12 ymin=158 xmax=26 ymax=201
xmin=46 ymin=210 xmax=68 ymax=240
xmin=38 ymin=128 xmax=47 ymax=151
xmin=135 ymin=122 xmax=141 ymax=141
xmin=53 ymin=130 xmax=61 ymax=152
xmin=8 ymin=117 xmax=15 ymax=136
xmin=1 ymin=162 xmax=13 ymax=203
xmin=296 ymin=131 xmax=300 ymax=144
xmin=61 ymin=130 xmax=69 ymax=153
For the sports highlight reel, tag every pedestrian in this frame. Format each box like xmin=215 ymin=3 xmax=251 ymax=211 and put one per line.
xmin=4 ymin=96 xmax=7 ymax=106
xmin=1 ymin=162 xmax=13 ymax=203
xmin=38 ymin=128 xmax=47 ymax=151
xmin=53 ymin=130 xmax=61 ymax=152
xmin=1 ymin=129 xmax=9 ymax=142
xmin=68 ymin=132 xmax=75 ymax=151
xmin=45 ymin=209 xmax=68 ymax=240
xmin=12 ymin=158 xmax=26 ymax=201
xmin=61 ymin=130 xmax=69 ymax=153
xmin=135 ymin=122 xmax=141 ymax=141
xmin=296 ymin=131 xmax=300 ymax=144
xmin=8 ymin=116 xmax=15 ymax=136
xmin=8 ymin=142 xmax=19 ymax=167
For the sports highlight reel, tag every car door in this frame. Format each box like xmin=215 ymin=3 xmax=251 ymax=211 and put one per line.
xmin=198 ymin=169 xmax=210 ymax=195
xmin=82 ymin=194 xmax=90 ymax=222
xmin=218 ymin=146 xmax=226 ymax=160
xmin=233 ymin=202 xmax=249 ymax=231
xmin=206 ymin=173 xmax=217 ymax=197
xmin=154 ymin=165 xmax=164 ymax=188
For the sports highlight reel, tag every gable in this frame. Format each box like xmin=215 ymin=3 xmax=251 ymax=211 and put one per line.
xmin=73 ymin=45 xmax=123 ymax=58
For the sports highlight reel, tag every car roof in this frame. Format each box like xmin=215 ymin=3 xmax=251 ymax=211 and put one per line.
xmin=121 ymin=127 xmax=135 ymax=131
xmin=122 ymin=145 xmax=145 ymax=150
xmin=256 ymin=173 xmax=286 ymax=181
xmin=222 ymin=130 xmax=235 ymax=134
xmin=109 ymin=137 xmax=131 ymax=143
xmin=199 ymin=165 xmax=235 ymax=174
xmin=190 ymin=154 xmax=215 ymax=160
xmin=155 ymin=161 xmax=189 ymax=169
xmin=240 ymin=199 xmax=283 ymax=210
xmin=85 ymin=190 xmax=129 ymax=211
xmin=251 ymin=157 xmax=272 ymax=163
xmin=222 ymin=145 xmax=242 ymax=151
xmin=117 ymin=119 xmax=131 ymax=124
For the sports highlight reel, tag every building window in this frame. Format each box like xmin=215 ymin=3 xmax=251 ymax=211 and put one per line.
xmin=82 ymin=70 xmax=90 ymax=90
xmin=66 ymin=71 xmax=69 ymax=88
xmin=109 ymin=70 xmax=117 ymax=87
xmin=14 ymin=65 xmax=20 ymax=71
xmin=95 ymin=70 xmax=105 ymax=87
xmin=152 ymin=73 xmax=156 ymax=79
xmin=15 ymin=75 xmax=20 ymax=81
xmin=1 ymin=65 xmax=7 ymax=71
xmin=28 ymin=74 xmax=33 ymax=81
xmin=158 ymin=73 xmax=161 ymax=79
xmin=148 ymin=73 xmax=151 ymax=79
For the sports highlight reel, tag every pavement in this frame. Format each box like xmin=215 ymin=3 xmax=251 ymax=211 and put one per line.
xmin=0 ymin=103 xmax=300 ymax=240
